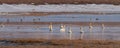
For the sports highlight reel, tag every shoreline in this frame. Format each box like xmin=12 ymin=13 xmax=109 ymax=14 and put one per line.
xmin=0 ymin=12 xmax=120 ymax=16
xmin=0 ymin=22 xmax=120 ymax=26
xmin=0 ymin=38 xmax=120 ymax=48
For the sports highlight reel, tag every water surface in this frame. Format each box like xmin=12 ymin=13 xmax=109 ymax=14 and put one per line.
xmin=0 ymin=14 xmax=120 ymax=40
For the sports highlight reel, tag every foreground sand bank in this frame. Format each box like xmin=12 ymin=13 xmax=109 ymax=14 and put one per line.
xmin=0 ymin=38 xmax=120 ymax=48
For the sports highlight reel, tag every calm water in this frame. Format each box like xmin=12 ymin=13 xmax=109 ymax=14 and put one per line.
xmin=0 ymin=14 xmax=120 ymax=40
xmin=0 ymin=14 xmax=120 ymax=22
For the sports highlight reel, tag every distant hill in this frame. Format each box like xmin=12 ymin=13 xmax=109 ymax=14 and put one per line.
xmin=0 ymin=0 xmax=120 ymax=5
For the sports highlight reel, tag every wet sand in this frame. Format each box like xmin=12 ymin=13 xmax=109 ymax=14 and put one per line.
xmin=0 ymin=38 xmax=120 ymax=48
xmin=0 ymin=22 xmax=120 ymax=26
xmin=1 ymin=12 xmax=120 ymax=16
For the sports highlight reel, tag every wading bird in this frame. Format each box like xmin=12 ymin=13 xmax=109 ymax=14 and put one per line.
xmin=68 ymin=26 xmax=72 ymax=33
xmin=60 ymin=24 xmax=65 ymax=32
xmin=89 ymin=23 xmax=93 ymax=30
xmin=80 ymin=26 xmax=84 ymax=39
xmin=102 ymin=23 xmax=105 ymax=29
xmin=80 ymin=26 xmax=84 ymax=33
xmin=49 ymin=23 xmax=53 ymax=32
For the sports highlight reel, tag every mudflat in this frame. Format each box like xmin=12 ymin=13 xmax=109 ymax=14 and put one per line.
xmin=0 ymin=38 xmax=120 ymax=48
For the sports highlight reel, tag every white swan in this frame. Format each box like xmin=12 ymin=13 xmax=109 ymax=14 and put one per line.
xmin=102 ymin=23 xmax=105 ymax=30
xmin=68 ymin=26 xmax=72 ymax=33
xmin=49 ymin=23 xmax=53 ymax=32
xmin=89 ymin=23 xmax=93 ymax=30
xmin=60 ymin=24 xmax=65 ymax=32
xmin=80 ymin=26 xmax=84 ymax=33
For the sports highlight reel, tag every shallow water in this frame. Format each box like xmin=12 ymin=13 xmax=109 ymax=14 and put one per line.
xmin=0 ymin=14 xmax=120 ymax=40
xmin=0 ymin=24 xmax=120 ymax=40
xmin=0 ymin=14 xmax=120 ymax=22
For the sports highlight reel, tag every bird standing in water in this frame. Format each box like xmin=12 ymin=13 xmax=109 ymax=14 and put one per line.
xmin=49 ymin=23 xmax=53 ymax=32
xmin=80 ymin=26 xmax=84 ymax=33
xmin=60 ymin=24 xmax=65 ymax=32
xmin=68 ymin=26 xmax=72 ymax=33
xmin=89 ymin=23 xmax=93 ymax=31
xmin=102 ymin=23 xmax=105 ymax=30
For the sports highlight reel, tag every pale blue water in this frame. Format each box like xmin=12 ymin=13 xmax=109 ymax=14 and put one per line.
xmin=0 ymin=14 xmax=120 ymax=22
xmin=0 ymin=24 xmax=120 ymax=40
xmin=0 ymin=14 xmax=120 ymax=40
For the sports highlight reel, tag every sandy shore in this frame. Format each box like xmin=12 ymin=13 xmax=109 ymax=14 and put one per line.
xmin=0 ymin=0 xmax=120 ymax=5
xmin=1 ymin=12 xmax=120 ymax=16
xmin=0 ymin=38 xmax=120 ymax=48
xmin=0 ymin=22 xmax=120 ymax=26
